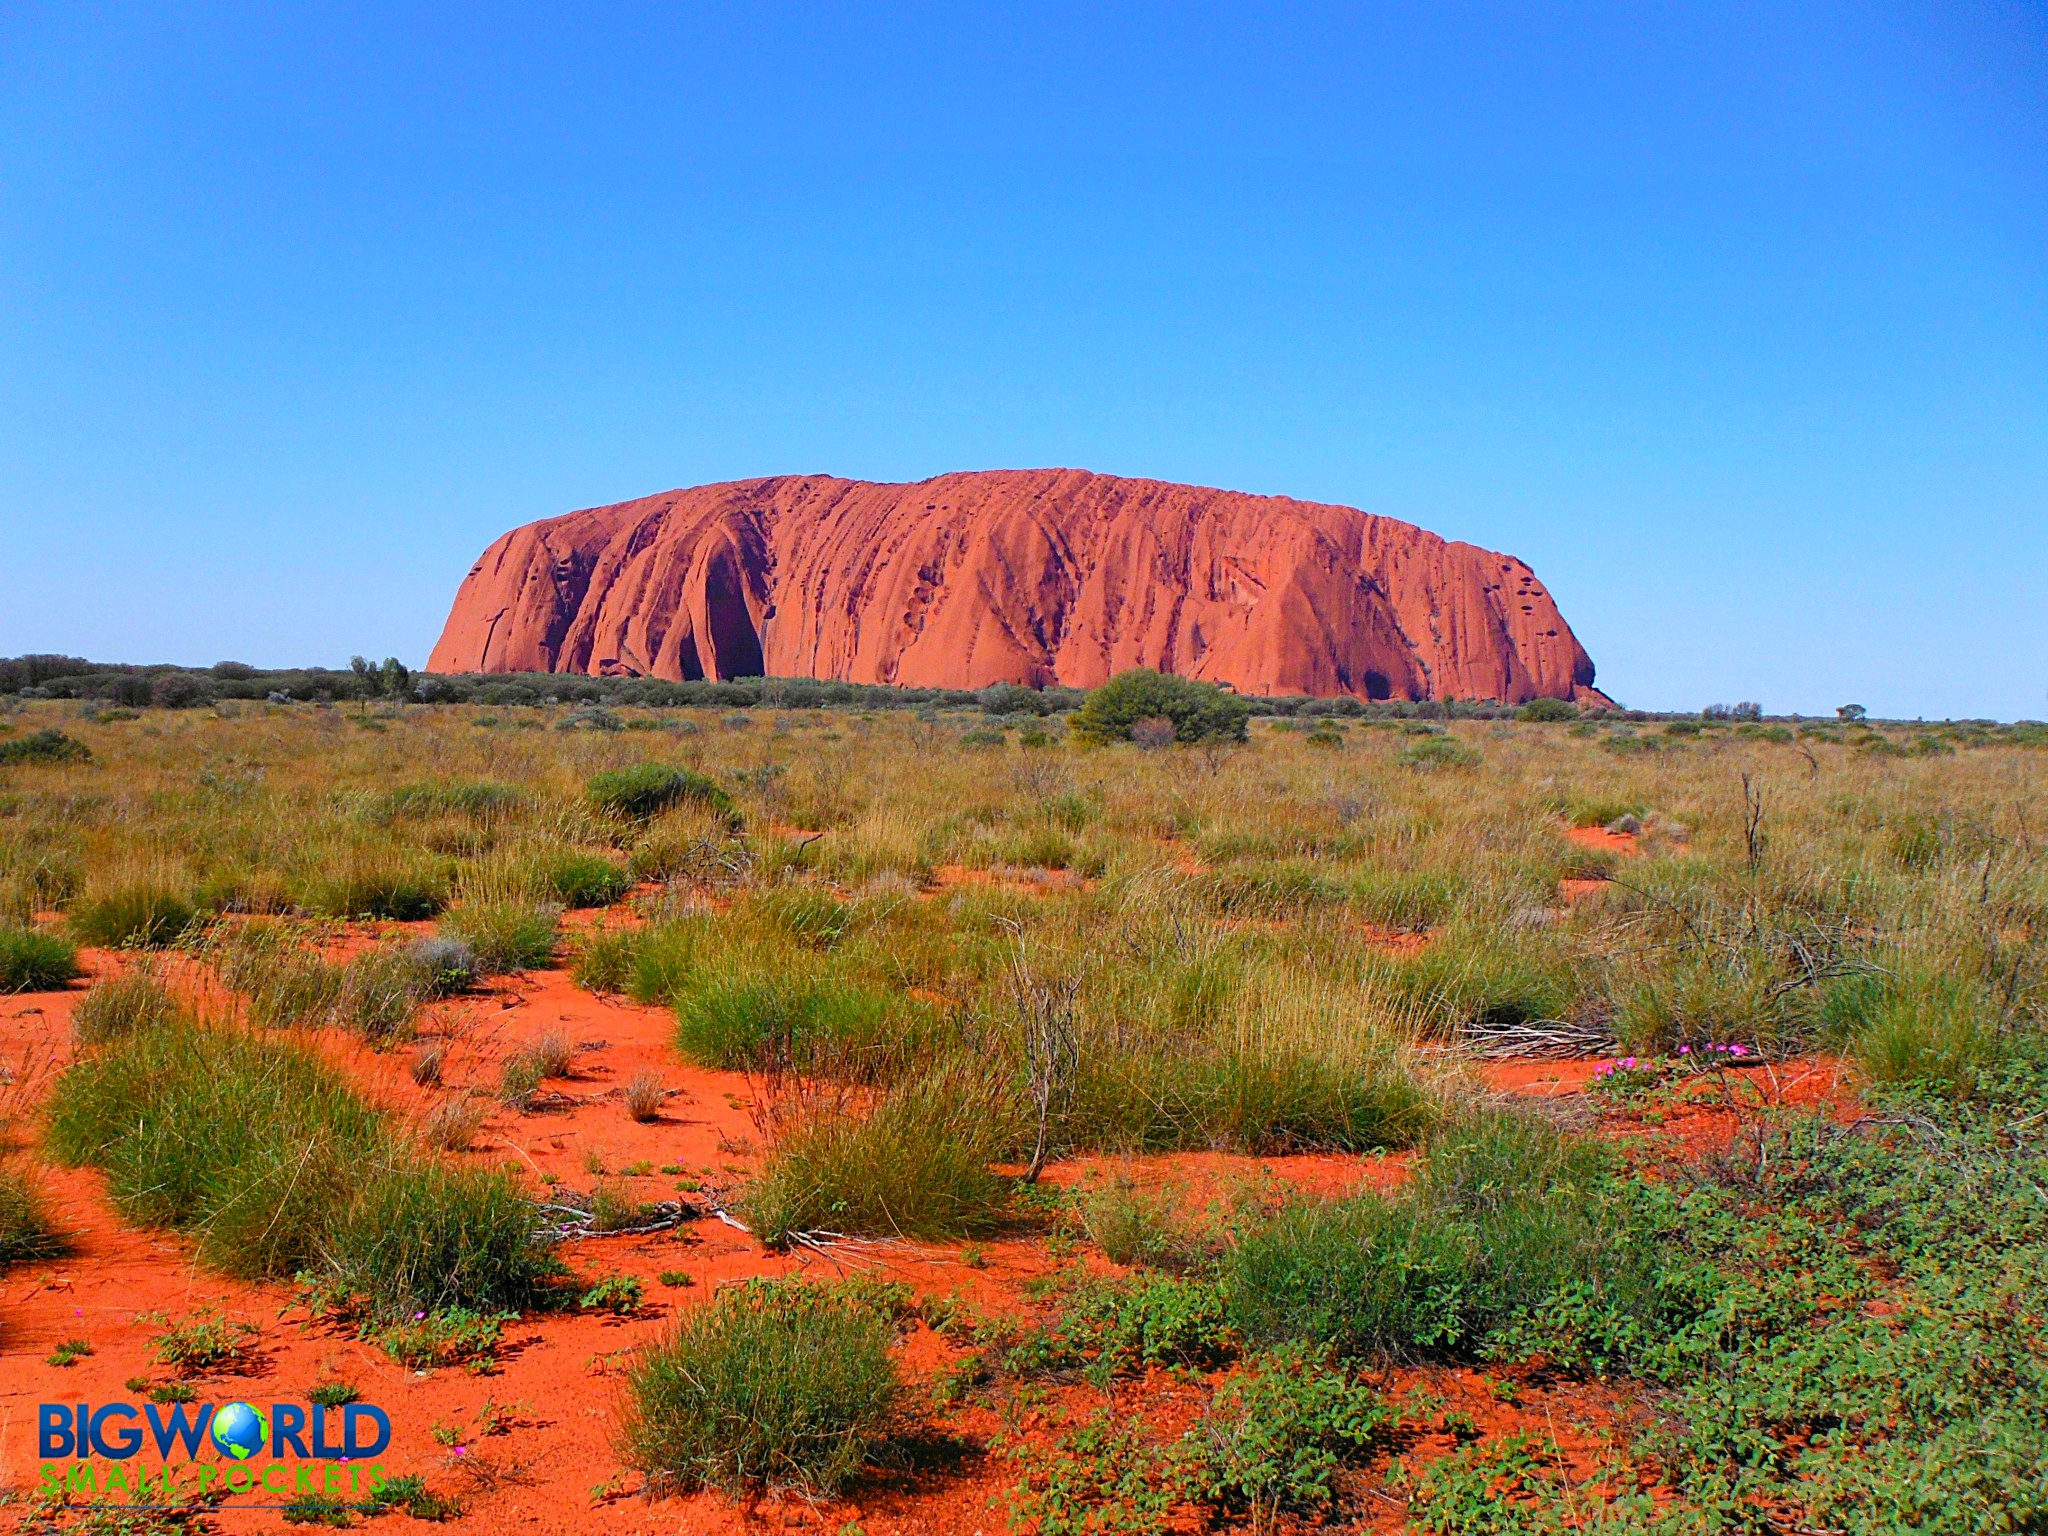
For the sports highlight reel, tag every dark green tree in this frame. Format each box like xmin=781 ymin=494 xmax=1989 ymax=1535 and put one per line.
xmin=1069 ymin=669 xmax=1251 ymax=746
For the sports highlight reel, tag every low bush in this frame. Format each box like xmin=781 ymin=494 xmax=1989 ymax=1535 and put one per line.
xmin=0 ymin=729 xmax=92 ymax=765
xmin=46 ymin=1017 xmax=558 ymax=1318
xmin=1400 ymin=737 xmax=1482 ymax=770
xmin=521 ymin=850 xmax=632 ymax=909
xmin=1012 ymin=1272 xmax=1236 ymax=1378
xmin=68 ymin=881 xmax=196 ymax=948
xmin=623 ymin=1071 xmax=665 ymax=1122
xmin=742 ymin=1076 xmax=1010 ymax=1245
xmin=0 ymin=1161 xmax=65 ymax=1266
xmin=589 ymin=763 xmax=733 ymax=822
xmin=46 ymin=1020 xmax=385 ymax=1277
xmin=1848 ymin=973 xmax=2008 ymax=1096
xmin=148 ymin=1308 xmax=258 ymax=1374
xmin=399 ymin=935 xmax=479 ymax=997
xmin=323 ymin=1163 xmax=560 ymax=1319
xmin=295 ymin=855 xmax=447 ymax=921
xmin=1348 ymin=868 xmax=1463 ymax=931
xmin=71 ymin=967 xmax=184 ymax=1043
xmin=0 ymin=925 xmax=78 ymax=991
xmin=1069 ymin=670 xmax=1251 ymax=746
xmin=362 ymin=1473 xmax=461 ymax=1521
xmin=1188 ymin=1342 xmax=1388 ymax=1526
xmin=673 ymin=971 xmax=921 ymax=1078
xmin=1223 ymin=1108 xmax=1660 ymax=1364
xmin=438 ymin=901 xmax=560 ymax=973
xmin=1080 ymin=1175 xmax=1206 ymax=1271
xmin=571 ymin=926 xmax=640 ymax=994
xmin=329 ymin=948 xmax=427 ymax=1042
xmin=620 ymin=1281 xmax=901 ymax=1496
xmin=419 ymin=1096 xmax=486 ymax=1151
xmin=1067 ymin=1047 xmax=1433 ymax=1155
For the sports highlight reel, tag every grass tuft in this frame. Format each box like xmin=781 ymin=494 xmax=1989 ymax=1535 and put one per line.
xmin=620 ymin=1280 xmax=900 ymax=1497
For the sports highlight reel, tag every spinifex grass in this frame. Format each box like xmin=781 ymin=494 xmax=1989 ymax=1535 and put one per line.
xmin=46 ymin=1017 xmax=557 ymax=1315
xmin=0 ymin=925 xmax=78 ymax=991
xmin=742 ymin=1071 xmax=1012 ymax=1245
xmin=620 ymin=1280 xmax=901 ymax=1497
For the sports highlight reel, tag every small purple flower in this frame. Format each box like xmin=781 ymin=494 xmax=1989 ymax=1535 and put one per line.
xmin=414 ymin=1311 xmax=426 ymax=1321
xmin=1731 ymin=1043 xmax=1747 ymax=1058
xmin=1678 ymin=1044 xmax=1689 ymax=1054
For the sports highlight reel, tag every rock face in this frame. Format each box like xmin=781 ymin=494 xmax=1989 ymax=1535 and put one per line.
xmin=427 ymin=470 xmax=1609 ymax=705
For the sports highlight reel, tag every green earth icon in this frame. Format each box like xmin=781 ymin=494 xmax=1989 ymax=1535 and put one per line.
xmin=210 ymin=1401 xmax=269 ymax=1461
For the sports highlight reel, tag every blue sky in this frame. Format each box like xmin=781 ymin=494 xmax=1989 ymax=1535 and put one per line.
xmin=2 ymin=3 xmax=2043 ymax=717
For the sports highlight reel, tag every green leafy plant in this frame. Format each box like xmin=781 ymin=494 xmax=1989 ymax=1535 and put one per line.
xmin=1069 ymin=669 xmax=1251 ymax=746
xmin=1187 ymin=1342 xmax=1388 ymax=1529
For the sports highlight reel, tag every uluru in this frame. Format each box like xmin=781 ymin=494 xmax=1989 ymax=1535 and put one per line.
xmin=426 ymin=469 xmax=1608 ymax=705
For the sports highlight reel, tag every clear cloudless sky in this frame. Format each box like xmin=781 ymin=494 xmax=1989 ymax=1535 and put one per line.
xmin=2 ymin=3 xmax=2044 ymax=717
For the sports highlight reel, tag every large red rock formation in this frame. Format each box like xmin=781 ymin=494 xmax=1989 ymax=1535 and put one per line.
xmin=427 ymin=470 xmax=1609 ymax=705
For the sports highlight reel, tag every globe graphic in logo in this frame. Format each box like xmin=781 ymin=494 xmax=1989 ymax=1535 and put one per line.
xmin=211 ymin=1401 xmax=269 ymax=1461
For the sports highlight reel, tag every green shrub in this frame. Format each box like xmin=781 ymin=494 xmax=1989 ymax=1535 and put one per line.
xmin=438 ymin=901 xmax=560 ymax=973
xmin=1067 ymin=1047 xmax=1433 ymax=1155
xmin=1069 ymin=670 xmax=1251 ymax=746
xmin=47 ymin=1017 xmax=559 ymax=1315
xmin=148 ymin=1308 xmax=258 ymax=1374
xmin=324 ymin=1163 xmax=560 ymax=1319
xmin=219 ymin=927 xmax=341 ymax=1027
xmin=0 ymin=729 xmax=91 ymax=765
xmin=1224 ymin=1109 xmax=1656 ymax=1363
xmin=1012 ymin=1273 xmax=1236 ymax=1378
xmin=1200 ymin=862 xmax=1344 ymax=917
xmin=1188 ymin=1342 xmax=1388 ymax=1524
xmin=620 ymin=1281 xmax=901 ymax=1496
xmin=1349 ymin=869 xmax=1462 ymax=931
xmin=1080 ymin=1176 xmax=1205 ymax=1271
xmin=1388 ymin=927 xmax=1577 ymax=1032
xmin=295 ymin=856 xmax=447 ymax=920
xmin=622 ymin=919 xmax=708 ymax=1004
xmin=0 ymin=1161 xmax=65 ymax=1266
xmin=1566 ymin=795 xmax=1648 ymax=829
xmin=570 ymin=926 xmax=641 ymax=994
xmin=589 ymin=763 xmax=733 ymax=822
xmin=362 ymin=1473 xmax=461 ymax=1521
xmin=1399 ymin=736 xmax=1482 ymax=770
xmin=367 ymin=1306 xmax=512 ymax=1369
xmin=742 ymin=1077 xmax=1010 ymax=1245
xmin=330 ymin=949 xmax=428 ymax=1042
xmin=374 ymin=779 xmax=520 ymax=821
xmin=522 ymin=850 xmax=632 ymax=909
xmin=71 ymin=968 xmax=184 ymax=1043
xmin=68 ymin=882 xmax=196 ymax=948
xmin=1850 ymin=975 xmax=2007 ymax=1096
xmin=0 ymin=925 xmax=78 ymax=991
xmin=673 ymin=972 xmax=918 ymax=1077
xmin=46 ymin=1020 xmax=384 ymax=1278
xmin=1514 ymin=698 xmax=1579 ymax=723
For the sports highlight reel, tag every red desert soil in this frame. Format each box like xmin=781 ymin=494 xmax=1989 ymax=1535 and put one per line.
xmin=426 ymin=469 xmax=1612 ymax=707
xmin=0 ymin=945 xmax=1840 ymax=1534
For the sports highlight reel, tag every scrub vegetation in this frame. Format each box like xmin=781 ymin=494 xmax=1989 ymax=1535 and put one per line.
xmin=0 ymin=672 xmax=2042 ymax=1530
